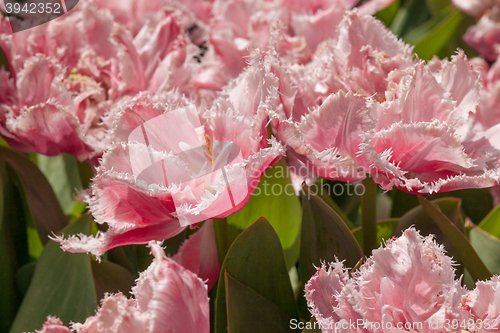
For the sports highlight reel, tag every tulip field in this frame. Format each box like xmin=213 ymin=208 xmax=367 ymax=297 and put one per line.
xmin=2 ymin=0 xmax=500 ymax=332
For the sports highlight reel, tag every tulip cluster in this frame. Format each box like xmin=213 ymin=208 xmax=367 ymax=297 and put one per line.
xmin=2 ymin=0 xmax=500 ymax=332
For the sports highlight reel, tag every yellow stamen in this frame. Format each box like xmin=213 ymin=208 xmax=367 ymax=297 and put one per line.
xmin=204 ymin=134 xmax=213 ymax=166
xmin=67 ymin=68 xmax=89 ymax=82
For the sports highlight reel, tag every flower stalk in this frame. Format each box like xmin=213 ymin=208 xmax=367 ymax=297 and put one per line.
xmin=361 ymin=176 xmax=377 ymax=256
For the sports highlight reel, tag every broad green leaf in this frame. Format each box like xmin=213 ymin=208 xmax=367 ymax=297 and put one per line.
xmin=0 ymin=162 xmax=30 ymax=333
xmin=214 ymin=218 xmax=230 ymax=266
xmin=390 ymin=0 xmax=431 ymax=36
xmin=417 ymin=195 xmax=492 ymax=283
xmin=403 ymin=5 xmax=463 ymax=60
xmin=215 ymin=218 xmax=299 ymax=333
xmin=0 ymin=147 xmax=67 ymax=243
xmin=429 ymin=188 xmax=493 ymax=224
xmin=91 ymin=260 xmax=136 ymax=300
xmin=225 ymin=272 xmax=293 ymax=333
xmin=9 ymin=216 xmax=98 ymax=333
xmin=465 ymin=227 xmax=500 ymax=288
xmin=352 ymin=218 xmax=399 ymax=250
xmin=298 ymin=188 xmax=363 ymax=320
xmin=315 ymin=183 xmax=355 ymax=229
xmin=390 ymin=188 xmax=420 ymax=218
xmin=395 ymin=198 xmax=464 ymax=272
xmin=37 ymin=154 xmax=83 ymax=214
xmin=15 ymin=261 xmax=36 ymax=297
xmin=478 ymin=203 xmax=500 ymax=238
xmin=299 ymin=187 xmax=363 ymax=280
xmin=27 ymin=225 xmax=43 ymax=259
xmin=227 ymin=159 xmax=302 ymax=269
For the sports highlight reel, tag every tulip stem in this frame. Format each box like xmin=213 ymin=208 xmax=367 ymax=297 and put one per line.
xmin=361 ymin=176 xmax=378 ymax=256
xmin=214 ymin=218 xmax=229 ymax=266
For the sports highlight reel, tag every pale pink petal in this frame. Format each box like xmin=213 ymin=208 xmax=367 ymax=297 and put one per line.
xmin=271 ymin=91 xmax=375 ymax=182
xmin=304 ymin=261 xmax=354 ymax=329
xmin=290 ymin=2 xmax=348 ymax=53
xmin=172 ymin=220 xmax=220 ymax=290
xmin=133 ymin=11 xmax=182 ymax=83
xmin=330 ymin=11 xmax=415 ymax=98
xmin=72 ymin=294 xmax=148 ymax=333
xmin=132 ymin=242 xmax=210 ymax=333
xmin=462 ymin=275 xmax=500 ymax=333
xmin=6 ymin=102 xmax=95 ymax=160
xmin=35 ymin=317 xmax=73 ymax=333
xmin=285 ymin=153 xmax=317 ymax=195
xmin=451 ymin=0 xmax=492 ymax=17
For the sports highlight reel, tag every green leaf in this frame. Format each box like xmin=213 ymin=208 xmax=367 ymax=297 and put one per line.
xmin=394 ymin=197 xmax=464 ymax=274
xmin=352 ymin=218 xmax=399 ymax=250
xmin=15 ymin=261 xmax=36 ymax=298
xmin=390 ymin=0 xmax=431 ymax=36
xmin=0 ymin=161 xmax=30 ymax=333
xmin=227 ymin=159 xmax=302 ymax=269
xmin=376 ymin=0 xmax=401 ymax=27
xmin=0 ymin=147 xmax=67 ymax=243
xmin=91 ymin=260 xmax=136 ymax=300
xmin=315 ymin=183 xmax=355 ymax=229
xmin=417 ymin=195 xmax=492 ymax=283
xmin=215 ymin=218 xmax=299 ymax=333
xmin=428 ymin=188 xmax=493 ymax=224
xmin=298 ymin=188 xmax=363 ymax=320
xmin=465 ymin=227 xmax=500 ymax=288
xmin=425 ymin=0 xmax=450 ymax=16
xmin=478 ymin=203 xmax=500 ymax=238
xmin=390 ymin=189 xmax=420 ymax=218
xmin=37 ymin=154 xmax=84 ymax=214
xmin=9 ymin=215 xmax=98 ymax=333
xmin=403 ymin=5 xmax=464 ymax=60
xmin=225 ymin=272 xmax=293 ymax=333
xmin=299 ymin=187 xmax=363 ymax=279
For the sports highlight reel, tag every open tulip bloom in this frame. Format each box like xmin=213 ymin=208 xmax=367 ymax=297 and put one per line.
xmin=3 ymin=0 xmax=500 ymax=333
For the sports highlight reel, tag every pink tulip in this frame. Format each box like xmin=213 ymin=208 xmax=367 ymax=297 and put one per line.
xmin=305 ymin=228 xmax=471 ymax=332
xmin=35 ymin=242 xmax=210 ymax=333
xmin=451 ymin=0 xmax=500 ymax=61
xmin=462 ymin=276 xmax=500 ymax=333
xmin=0 ymin=2 xmax=189 ymax=162
xmin=268 ymin=11 xmax=414 ymax=185
xmin=0 ymin=3 xmax=145 ymax=161
xmin=363 ymin=52 xmax=500 ymax=193
xmin=56 ymin=56 xmax=284 ymax=257
xmin=464 ymin=15 xmax=500 ymax=62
